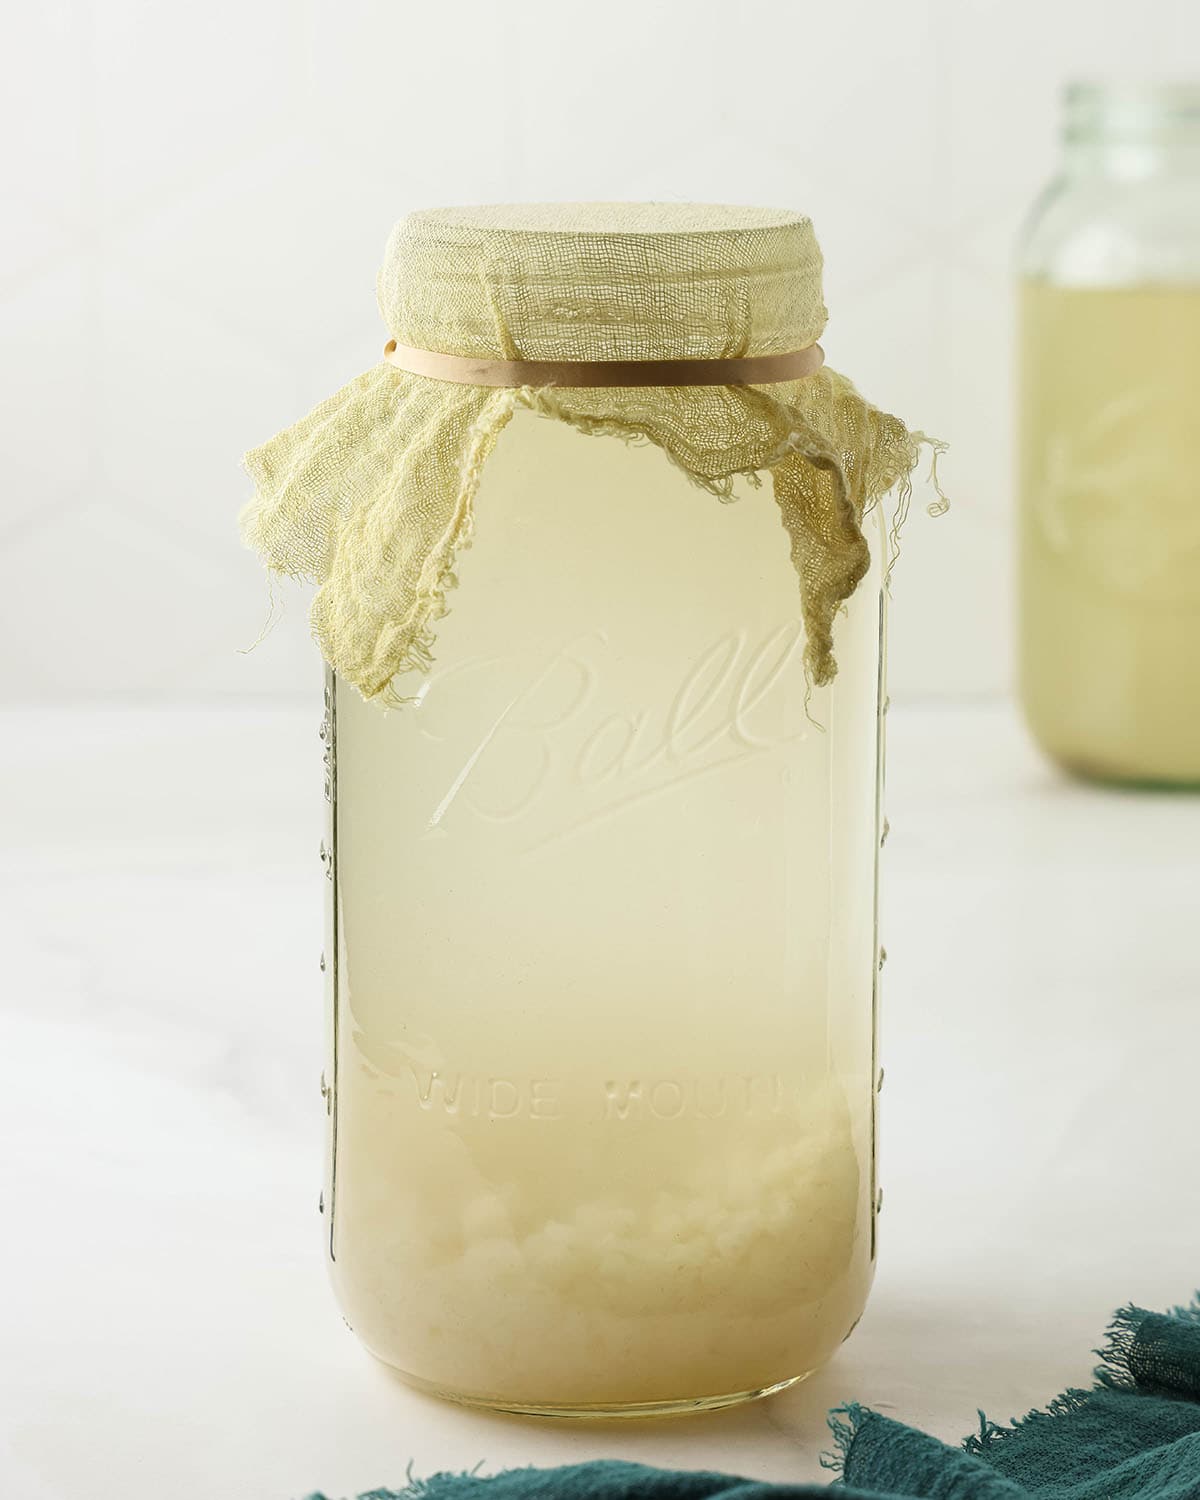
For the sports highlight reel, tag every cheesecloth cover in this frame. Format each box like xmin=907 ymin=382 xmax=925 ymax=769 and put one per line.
xmin=241 ymin=203 xmax=943 ymax=701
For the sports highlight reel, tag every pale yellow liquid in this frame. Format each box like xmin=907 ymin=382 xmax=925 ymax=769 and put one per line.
xmin=325 ymin=411 xmax=884 ymax=1414
xmin=1019 ymin=281 xmax=1200 ymax=783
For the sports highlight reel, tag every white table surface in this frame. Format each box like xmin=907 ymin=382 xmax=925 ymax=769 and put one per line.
xmin=3 ymin=701 xmax=1198 ymax=1500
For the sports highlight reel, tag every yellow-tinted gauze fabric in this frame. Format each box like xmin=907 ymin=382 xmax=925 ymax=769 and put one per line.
xmin=242 ymin=203 xmax=940 ymax=701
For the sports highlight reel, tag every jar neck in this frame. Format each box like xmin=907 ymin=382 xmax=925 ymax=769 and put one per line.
xmin=1061 ymin=82 xmax=1200 ymax=181
xmin=1063 ymin=139 xmax=1200 ymax=180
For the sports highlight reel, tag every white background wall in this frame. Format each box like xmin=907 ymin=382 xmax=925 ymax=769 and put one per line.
xmin=3 ymin=0 xmax=1198 ymax=703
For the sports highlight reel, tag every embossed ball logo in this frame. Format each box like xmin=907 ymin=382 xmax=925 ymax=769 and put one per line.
xmin=414 ymin=623 xmax=814 ymax=846
xmin=1033 ymin=383 xmax=1200 ymax=607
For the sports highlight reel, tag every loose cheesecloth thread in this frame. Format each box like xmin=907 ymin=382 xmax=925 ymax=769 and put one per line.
xmin=241 ymin=203 xmax=945 ymax=701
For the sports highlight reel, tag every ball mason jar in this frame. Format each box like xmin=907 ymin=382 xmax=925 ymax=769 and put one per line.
xmin=244 ymin=203 xmax=933 ymax=1417
xmin=1018 ymin=82 xmax=1200 ymax=784
xmin=324 ymin=419 xmax=885 ymax=1415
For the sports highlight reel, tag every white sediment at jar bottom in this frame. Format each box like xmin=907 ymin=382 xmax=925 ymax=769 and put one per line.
xmin=330 ymin=1055 xmax=871 ymax=1408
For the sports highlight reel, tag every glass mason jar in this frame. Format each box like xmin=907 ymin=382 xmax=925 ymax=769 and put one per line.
xmin=1018 ymin=82 xmax=1200 ymax=784
xmin=323 ymin=417 xmax=886 ymax=1415
xmin=241 ymin=203 xmax=932 ymax=1418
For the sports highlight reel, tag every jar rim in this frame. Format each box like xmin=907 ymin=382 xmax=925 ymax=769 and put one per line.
xmin=411 ymin=202 xmax=810 ymax=239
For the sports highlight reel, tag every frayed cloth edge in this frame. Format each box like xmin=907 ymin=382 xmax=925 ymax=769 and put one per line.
xmin=963 ymin=1297 xmax=1200 ymax=1455
xmin=821 ymin=1403 xmax=878 ymax=1483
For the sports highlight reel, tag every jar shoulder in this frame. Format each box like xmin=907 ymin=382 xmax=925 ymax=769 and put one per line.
xmin=1020 ymin=172 xmax=1200 ymax=285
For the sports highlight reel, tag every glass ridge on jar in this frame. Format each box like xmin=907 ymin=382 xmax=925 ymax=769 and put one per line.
xmin=320 ymin=408 xmax=888 ymax=1417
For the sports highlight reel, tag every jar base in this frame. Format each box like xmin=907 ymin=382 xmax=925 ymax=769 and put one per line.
xmin=1041 ymin=745 xmax=1200 ymax=791
xmin=1022 ymin=714 xmax=1200 ymax=789
xmin=383 ymin=1364 xmax=814 ymax=1420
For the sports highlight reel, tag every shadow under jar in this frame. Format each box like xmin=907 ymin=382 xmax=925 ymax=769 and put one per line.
xmin=242 ymin=203 xmax=933 ymax=1417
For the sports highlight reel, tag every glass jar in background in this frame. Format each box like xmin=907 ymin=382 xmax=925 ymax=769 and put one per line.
xmin=1018 ymin=82 xmax=1200 ymax=784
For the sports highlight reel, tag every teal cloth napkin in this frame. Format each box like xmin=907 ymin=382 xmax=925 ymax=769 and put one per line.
xmin=315 ymin=1297 xmax=1200 ymax=1500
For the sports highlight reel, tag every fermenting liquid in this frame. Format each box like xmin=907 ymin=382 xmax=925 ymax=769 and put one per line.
xmin=324 ymin=410 xmax=885 ymax=1414
xmin=1019 ymin=281 xmax=1200 ymax=783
